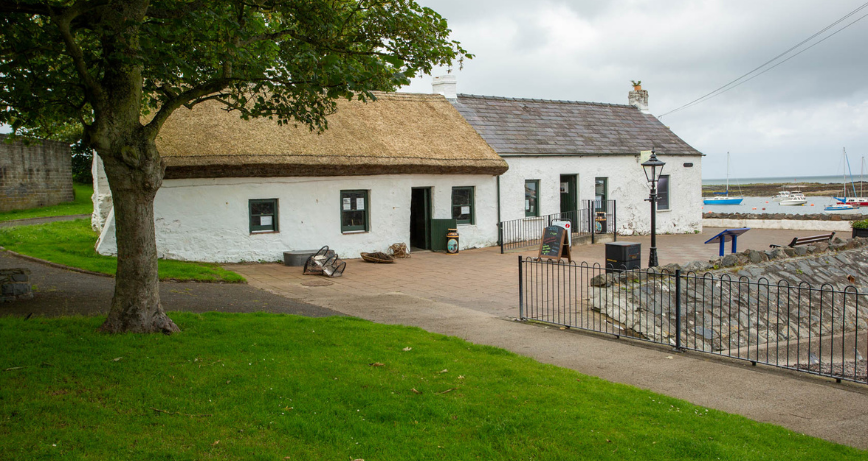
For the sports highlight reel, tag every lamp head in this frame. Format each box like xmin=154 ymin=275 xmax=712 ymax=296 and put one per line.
xmin=641 ymin=148 xmax=665 ymax=183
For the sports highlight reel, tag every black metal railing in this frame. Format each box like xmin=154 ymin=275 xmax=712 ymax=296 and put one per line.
xmin=518 ymin=257 xmax=868 ymax=384
xmin=499 ymin=200 xmax=617 ymax=253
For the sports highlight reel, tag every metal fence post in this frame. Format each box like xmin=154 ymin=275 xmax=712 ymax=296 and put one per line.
xmin=499 ymin=223 xmax=504 ymax=254
xmin=674 ymin=269 xmax=682 ymax=351
xmin=589 ymin=202 xmax=595 ymax=244
xmin=612 ymin=200 xmax=617 ymax=242
xmin=518 ymin=256 xmax=525 ymax=319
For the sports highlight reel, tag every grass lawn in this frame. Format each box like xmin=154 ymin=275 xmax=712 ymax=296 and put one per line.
xmin=0 ymin=183 xmax=94 ymax=222
xmin=0 ymin=219 xmax=244 ymax=282
xmin=0 ymin=313 xmax=863 ymax=460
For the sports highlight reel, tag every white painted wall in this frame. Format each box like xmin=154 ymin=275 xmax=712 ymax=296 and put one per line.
xmin=498 ymin=154 xmax=703 ymax=235
xmin=703 ymin=218 xmax=852 ymax=232
xmin=90 ymin=154 xmax=112 ymax=231
xmin=96 ymin=174 xmax=499 ymax=263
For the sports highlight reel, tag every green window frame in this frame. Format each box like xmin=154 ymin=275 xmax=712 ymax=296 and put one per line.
xmin=249 ymin=199 xmax=278 ymax=233
xmin=658 ymin=175 xmax=670 ymax=210
xmin=340 ymin=190 xmax=369 ymax=233
xmin=451 ymin=186 xmax=475 ymax=225
xmin=594 ymin=177 xmax=608 ymax=212
xmin=525 ymin=180 xmax=540 ymax=217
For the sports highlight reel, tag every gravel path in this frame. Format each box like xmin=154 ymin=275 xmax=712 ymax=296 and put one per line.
xmin=0 ymin=214 xmax=91 ymax=228
xmin=0 ymin=251 xmax=341 ymax=318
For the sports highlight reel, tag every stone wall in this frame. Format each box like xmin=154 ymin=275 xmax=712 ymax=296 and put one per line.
xmin=1 ymin=268 xmax=32 ymax=302
xmin=0 ymin=135 xmax=73 ymax=212
xmin=590 ymin=237 xmax=868 ymax=355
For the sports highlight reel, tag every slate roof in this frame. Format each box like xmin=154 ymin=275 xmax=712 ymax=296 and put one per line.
xmin=452 ymin=94 xmax=702 ymax=156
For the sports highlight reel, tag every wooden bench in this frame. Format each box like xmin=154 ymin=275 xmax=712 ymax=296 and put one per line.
xmin=769 ymin=232 xmax=835 ymax=248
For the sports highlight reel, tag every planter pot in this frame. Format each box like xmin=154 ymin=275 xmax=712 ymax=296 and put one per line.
xmin=633 ymin=85 xmax=642 ymax=91
xmin=852 ymin=228 xmax=868 ymax=238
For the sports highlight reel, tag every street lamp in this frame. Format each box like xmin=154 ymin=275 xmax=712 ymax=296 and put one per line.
xmin=641 ymin=149 xmax=665 ymax=268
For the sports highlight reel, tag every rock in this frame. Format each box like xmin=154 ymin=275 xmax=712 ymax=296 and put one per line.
xmin=720 ymin=254 xmax=739 ymax=268
xmin=784 ymin=248 xmax=796 ymax=257
xmin=590 ymin=273 xmax=615 ymax=287
xmin=682 ymin=260 xmax=712 ymax=273
xmin=748 ymin=250 xmax=764 ymax=264
xmin=813 ymin=242 xmax=829 ymax=253
xmin=794 ymin=246 xmax=808 ymax=256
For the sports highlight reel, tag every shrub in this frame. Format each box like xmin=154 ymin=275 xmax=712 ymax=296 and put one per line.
xmin=852 ymin=219 xmax=868 ymax=229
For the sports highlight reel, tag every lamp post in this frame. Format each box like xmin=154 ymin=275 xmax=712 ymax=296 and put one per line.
xmin=642 ymin=149 xmax=665 ymax=268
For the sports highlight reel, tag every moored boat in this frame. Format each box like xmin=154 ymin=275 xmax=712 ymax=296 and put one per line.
xmin=779 ymin=189 xmax=807 ymax=206
xmin=824 ymin=203 xmax=861 ymax=214
xmin=703 ymin=152 xmax=743 ymax=205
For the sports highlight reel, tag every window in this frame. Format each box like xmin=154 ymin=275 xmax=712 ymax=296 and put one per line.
xmin=525 ymin=180 xmax=539 ymax=217
xmin=452 ymin=186 xmax=475 ymax=225
xmin=594 ymin=177 xmax=608 ymax=212
xmin=657 ymin=175 xmax=670 ymax=210
xmin=249 ymin=199 xmax=278 ymax=233
xmin=341 ymin=190 xmax=369 ymax=232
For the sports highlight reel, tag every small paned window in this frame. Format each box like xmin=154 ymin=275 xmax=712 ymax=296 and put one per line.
xmin=249 ymin=199 xmax=278 ymax=233
xmin=525 ymin=180 xmax=540 ymax=217
xmin=341 ymin=190 xmax=369 ymax=232
xmin=658 ymin=175 xmax=670 ymax=210
xmin=595 ymin=177 xmax=608 ymax=212
xmin=452 ymin=187 xmax=475 ymax=225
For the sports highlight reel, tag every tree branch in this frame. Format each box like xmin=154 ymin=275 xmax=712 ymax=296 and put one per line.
xmin=50 ymin=1 xmax=105 ymax=106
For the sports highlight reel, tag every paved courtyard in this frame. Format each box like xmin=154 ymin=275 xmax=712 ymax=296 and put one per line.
xmin=228 ymin=227 xmax=868 ymax=449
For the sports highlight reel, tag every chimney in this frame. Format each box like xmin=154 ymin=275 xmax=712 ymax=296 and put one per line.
xmin=432 ymin=74 xmax=457 ymax=100
xmin=629 ymin=83 xmax=649 ymax=114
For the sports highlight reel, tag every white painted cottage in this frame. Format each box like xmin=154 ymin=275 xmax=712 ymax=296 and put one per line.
xmin=93 ymin=93 xmax=508 ymax=262
xmin=434 ymin=76 xmax=704 ymax=236
xmin=92 ymin=80 xmax=703 ymax=262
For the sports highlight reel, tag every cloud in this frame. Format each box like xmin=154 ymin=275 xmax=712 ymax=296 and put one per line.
xmin=404 ymin=0 xmax=868 ymax=178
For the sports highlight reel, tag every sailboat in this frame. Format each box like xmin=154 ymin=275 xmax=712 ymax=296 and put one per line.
xmin=834 ymin=151 xmax=868 ymax=205
xmin=703 ymin=152 xmax=744 ymax=205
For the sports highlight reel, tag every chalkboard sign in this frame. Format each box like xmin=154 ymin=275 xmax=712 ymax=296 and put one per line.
xmin=538 ymin=225 xmax=571 ymax=262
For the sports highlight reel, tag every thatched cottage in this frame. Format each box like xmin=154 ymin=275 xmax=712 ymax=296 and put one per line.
xmin=93 ymin=93 xmax=508 ymax=262
xmin=93 ymin=80 xmax=703 ymax=262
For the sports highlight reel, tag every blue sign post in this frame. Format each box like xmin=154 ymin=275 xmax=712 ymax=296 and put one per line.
xmin=704 ymin=228 xmax=751 ymax=257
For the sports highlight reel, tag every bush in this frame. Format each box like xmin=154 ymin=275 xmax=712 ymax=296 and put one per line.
xmin=852 ymin=219 xmax=868 ymax=229
xmin=70 ymin=142 xmax=93 ymax=184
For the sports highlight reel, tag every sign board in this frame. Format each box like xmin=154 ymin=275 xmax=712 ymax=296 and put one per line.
xmin=551 ymin=219 xmax=572 ymax=247
xmin=538 ymin=225 xmax=572 ymax=262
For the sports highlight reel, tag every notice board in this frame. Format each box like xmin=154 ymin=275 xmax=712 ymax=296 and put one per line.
xmin=538 ymin=225 xmax=571 ymax=262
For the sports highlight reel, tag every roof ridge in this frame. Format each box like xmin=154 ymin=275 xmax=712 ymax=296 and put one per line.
xmin=457 ymin=93 xmax=635 ymax=108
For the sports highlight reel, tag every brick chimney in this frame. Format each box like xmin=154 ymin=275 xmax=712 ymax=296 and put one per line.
xmin=432 ymin=74 xmax=457 ymax=100
xmin=629 ymin=84 xmax=649 ymax=114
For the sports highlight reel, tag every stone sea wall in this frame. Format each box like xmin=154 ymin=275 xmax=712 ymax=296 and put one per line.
xmin=590 ymin=237 xmax=868 ymax=353
xmin=0 ymin=135 xmax=73 ymax=212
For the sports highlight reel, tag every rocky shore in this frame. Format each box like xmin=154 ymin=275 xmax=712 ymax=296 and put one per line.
xmin=702 ymin=181 xmax=866 ymax=197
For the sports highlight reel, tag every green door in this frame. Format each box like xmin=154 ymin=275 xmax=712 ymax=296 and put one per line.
xmin=430 ymin=219 xmax=457 ymax=252
xmin=560 ymin=174 xmax=578 ymax=230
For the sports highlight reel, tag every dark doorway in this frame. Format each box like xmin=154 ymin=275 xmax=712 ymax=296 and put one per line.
xmin=560 ymin=174 xmax=578 ymax=229
xmin=410 ymin=187 xmax=432 ymax=250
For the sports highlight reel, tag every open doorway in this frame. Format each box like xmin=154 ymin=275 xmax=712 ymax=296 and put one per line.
xmin=410 ymin=187 xmax=432 ymax=250
xmin=560 ymin=174 xmax=578 ymax=229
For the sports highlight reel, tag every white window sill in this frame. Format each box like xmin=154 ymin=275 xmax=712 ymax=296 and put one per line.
xmin=342 ymin=230 xmax=368 ymax=234
xmin=658 ymin=208 xmax=672 ymax=213
xmin=250 ymin=230 xmax=279 ymax=235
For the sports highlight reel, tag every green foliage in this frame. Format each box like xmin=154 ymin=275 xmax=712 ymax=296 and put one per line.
xmin=0 ymin=183 xmax=93 ymax=222
xmin=0 ymin=219 xmax=244 ymax=282
xmin=0 ymin=0 xmax=471 ymax=136
xmin=851 ymin=219 xmax=868 ymax=229
xmin=0 ymin=313 xmax=862 ymax=460
xmin=70 ymin=143 xmax=93 ymax=184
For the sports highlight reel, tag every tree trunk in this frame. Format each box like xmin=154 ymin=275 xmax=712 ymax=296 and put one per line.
xmin=98 ymin=141 xmax=179 ymax=334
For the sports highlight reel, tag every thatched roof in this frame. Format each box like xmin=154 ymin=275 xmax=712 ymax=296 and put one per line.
xmin=453 ymin=94 xmax=703 ymax=157
xmin=157 ymin=93 xmax=508 ymax=179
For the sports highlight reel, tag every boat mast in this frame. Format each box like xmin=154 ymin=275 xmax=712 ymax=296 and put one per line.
xmin=726 ymin=152 xmax=730 ymax=195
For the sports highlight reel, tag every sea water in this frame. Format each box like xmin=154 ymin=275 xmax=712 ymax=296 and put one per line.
xmin=701 ymin=196 xmax=866 ymax=215
xmin=702 ymin=175 xmax=849 ymax=186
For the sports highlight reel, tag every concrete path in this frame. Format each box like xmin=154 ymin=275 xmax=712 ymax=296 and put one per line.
xmin=229 ymin=227 xmax=868 ymax=449
xmin=0 ymin=214 xmax=90 ymax=228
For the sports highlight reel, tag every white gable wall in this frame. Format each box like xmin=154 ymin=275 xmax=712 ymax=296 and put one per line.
xmin=96 ymin=174 xmax=499 ymax=263
xmin=499 ymin=154 xmax=702 ymax=235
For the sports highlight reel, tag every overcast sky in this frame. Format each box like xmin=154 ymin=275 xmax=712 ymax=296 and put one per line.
xmin=401 ymin=0 xmax=868 ymax=180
